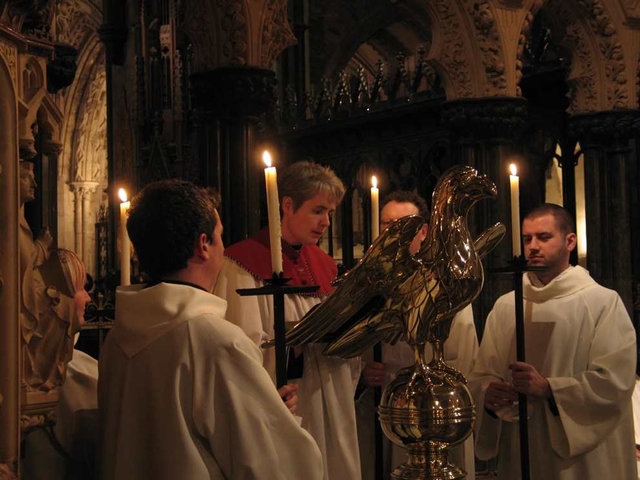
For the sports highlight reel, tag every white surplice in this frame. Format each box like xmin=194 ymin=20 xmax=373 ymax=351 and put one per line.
xmin=215 ymin=258 xmax=362 ymax=480
xmin=469 ymin=266 xmax=637 ymax=480
xmin=98 ymin=283 xmax=323 ymax=480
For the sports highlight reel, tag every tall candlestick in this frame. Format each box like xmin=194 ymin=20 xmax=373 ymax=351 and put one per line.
xmin=118 ymin=188 xmax=131 ymax=286
xmin=509 ymin=164 xmax=521 ymax=257
xmin=263 ymin=151 xmax=283 ymax=274
xmin=371 ymin=176 xmax=379 ymax=240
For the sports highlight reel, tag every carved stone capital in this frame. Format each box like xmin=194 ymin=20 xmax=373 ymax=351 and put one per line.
xmin=70 ymin=180 xmax=99 ymax=197
xmin=569 ymin=110 xmax=640 ymax=150
xmin=190 ymin=67 xmax=276 ymax=120
xmin=19 ymin=136 xmax=37 ymax=160
xmin=440 ymin=96 xmax=528 ymax=142
xmin=41 ymin=138 xmax=62 ymax=156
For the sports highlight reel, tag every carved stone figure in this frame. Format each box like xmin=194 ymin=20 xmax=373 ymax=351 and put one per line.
xmin=19 ymin=161 xmax=82 ymax=391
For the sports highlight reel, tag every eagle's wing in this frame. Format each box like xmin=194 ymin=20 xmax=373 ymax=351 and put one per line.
xmin=267 ymin=215 xmax=425 ymax=349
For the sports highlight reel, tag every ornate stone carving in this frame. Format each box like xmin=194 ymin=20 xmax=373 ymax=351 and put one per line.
xmin=433 ymin=0 xmax=473 ymax=99
xmin=440 ymin=96 xmax=528 ymax=142
xmin=183 ymin=0 xmax=296 ymax=72
xmin=218 ymin=0 xmax=248 ymax=67
xmin=181 ymin=0 xmax=217 ymax=72
xmin=1 ymin=0 xmax=54 ymax=38
xmin=53 ymin=0 xmax=97 ymax=50
xmin=463 ymin=0 xmax=507 ymax=95
xmin=260 ymin=0 xmax=296 ymax=67
xmin=0 ymin=38 xmax=17 ymax=85
xmin=72 ymin=61 xmax=106 ymax=183
xmin=545 ymin=0 xmax=629 ymax=113
xmin=578 ymin=0 xmax=629 ymax=110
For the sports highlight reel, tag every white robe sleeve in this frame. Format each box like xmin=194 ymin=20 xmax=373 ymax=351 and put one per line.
xmin=444 ymin=305 xmax=478 ymax=376
xmin=214 ymin=257 xmax=271 ymax=346
xmin=190 ymin=325 xmax=324 ymax=480
xmin=467 ymin=302 xmax=508 ymax=460
xmin=546 ymin=294 xmax=636 ymax=458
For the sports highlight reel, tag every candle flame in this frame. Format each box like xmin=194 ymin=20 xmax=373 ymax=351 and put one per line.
xmin=509 ymin=164 xmax=517 ymax=176
xmin=371 ymin=175 xmax=378 ymax=189
xmin=262 ymin=151 xmax=272 ymax=168
xmin=118 ymin=188 xmax=128 ymax=203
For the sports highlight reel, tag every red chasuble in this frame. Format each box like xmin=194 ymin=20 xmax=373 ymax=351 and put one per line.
xmin=224 ymin=228 xmax=337 ymax=296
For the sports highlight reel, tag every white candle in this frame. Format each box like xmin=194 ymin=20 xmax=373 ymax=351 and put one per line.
xmin=263 ymin=151 xmax=283 ymax=274
xmin=371 ymin=176 xmax=379 ymax=241
xmin=509 ymin=164 xmax=521 ymax=257
xmin=118 ymin=188 xmax=131 ymax=286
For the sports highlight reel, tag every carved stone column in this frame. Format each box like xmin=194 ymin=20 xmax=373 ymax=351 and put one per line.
xmin=441 ymin=96 xmax=528 ymax=336
xmin=70 ymin=181 xmax=100 ymax=276
xmin=569 ymin=110 xmax=640 ymax=315
xmin=184 ymin=0 xmax=295 ymax=244
xmin=98 ymin=0 xmax=127 ymax=273
xmin=191 ymin=68 xmax=277 ymax=244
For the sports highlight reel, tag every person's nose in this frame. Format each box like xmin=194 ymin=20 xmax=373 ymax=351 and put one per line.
xmin=528 ymin=238 xmax=540 ymax=252
xmin=320 ymin=213 xmax=330 ymax=227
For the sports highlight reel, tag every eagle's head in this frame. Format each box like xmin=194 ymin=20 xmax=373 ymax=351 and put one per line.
xmin=432 ymin=165 xmax=497 ymax=217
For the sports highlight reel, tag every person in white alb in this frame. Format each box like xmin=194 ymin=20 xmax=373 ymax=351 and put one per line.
xmin=98 ymin=179 xmax=323 ymax=480
xmin=215 ymin=161 xmax=362 ymax=480
xmin=469 ymin=203 xmax=637 ymax=480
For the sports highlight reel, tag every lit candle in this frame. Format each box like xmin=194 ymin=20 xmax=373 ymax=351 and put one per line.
xmin=371 ymin=176 xmax=379 ymax=240
xmin=119 ymin=188 xmax=131 ymax=286
xmin=263 ymin=151 xmax=283 ymax=274
xmin=509 ymin=164 xmax=521 ymax=257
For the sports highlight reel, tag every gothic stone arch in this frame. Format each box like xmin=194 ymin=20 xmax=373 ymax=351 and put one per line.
xmin=524 ymin=0 xmax=637 ymax=113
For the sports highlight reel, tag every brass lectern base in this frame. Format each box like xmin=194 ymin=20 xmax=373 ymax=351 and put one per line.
xmin=391 ymin=451 xmax=466 ymax=480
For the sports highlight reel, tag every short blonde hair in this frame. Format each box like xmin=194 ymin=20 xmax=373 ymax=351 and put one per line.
xmin=278 ymin=161 xmax=345 ymax=210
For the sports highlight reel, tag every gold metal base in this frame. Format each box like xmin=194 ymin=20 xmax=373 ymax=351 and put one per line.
xmin=390 ymin=445 xmax=467 ymax=480
xmin=379 ymin=359 xmax=475 ymax=480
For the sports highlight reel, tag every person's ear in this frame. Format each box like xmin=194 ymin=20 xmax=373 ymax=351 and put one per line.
xmin=194 ymin=233 xmax=210 ymax=260
xmin=282 ymin=196 xmax=294 ymax=216
xmin=419 ymin=224 xmax=428 ymax=242
xmin=566 ymin=232 xmax=577 ymax=252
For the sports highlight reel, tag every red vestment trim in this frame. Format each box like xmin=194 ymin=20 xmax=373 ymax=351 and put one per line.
xmin=224 ymin=228 xmax=337 ymax=296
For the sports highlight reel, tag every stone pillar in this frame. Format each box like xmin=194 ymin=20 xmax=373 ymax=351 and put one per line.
xmin=569 ymin=110 xmax=640 ymax=315
xmin=71 ymin=181 xmax=100 ymax=276
xmin=184 ymin=0 xmax=296 ymax=245
xmin=440 ymin=97 xmax=528 ymax=337
xmin=98 ymin=0 xmax=127 ymax=273
xmin=191 ymin=68 xmax=277 ymax=244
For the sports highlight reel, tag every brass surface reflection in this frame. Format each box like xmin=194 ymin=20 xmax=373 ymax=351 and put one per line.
xmin=268 ymin=165 xmax=505 ymax=479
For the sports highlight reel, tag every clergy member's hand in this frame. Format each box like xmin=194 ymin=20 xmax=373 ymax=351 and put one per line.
xmin=484 ymin=381 xmax=518 ymax=412
xmin=509 ymin=362 xmax=551 ymax=398
xmin=361 ymin=362 xmax=386 ymax=387
xmin=278 ymin=383 xmax=299 ymax=416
